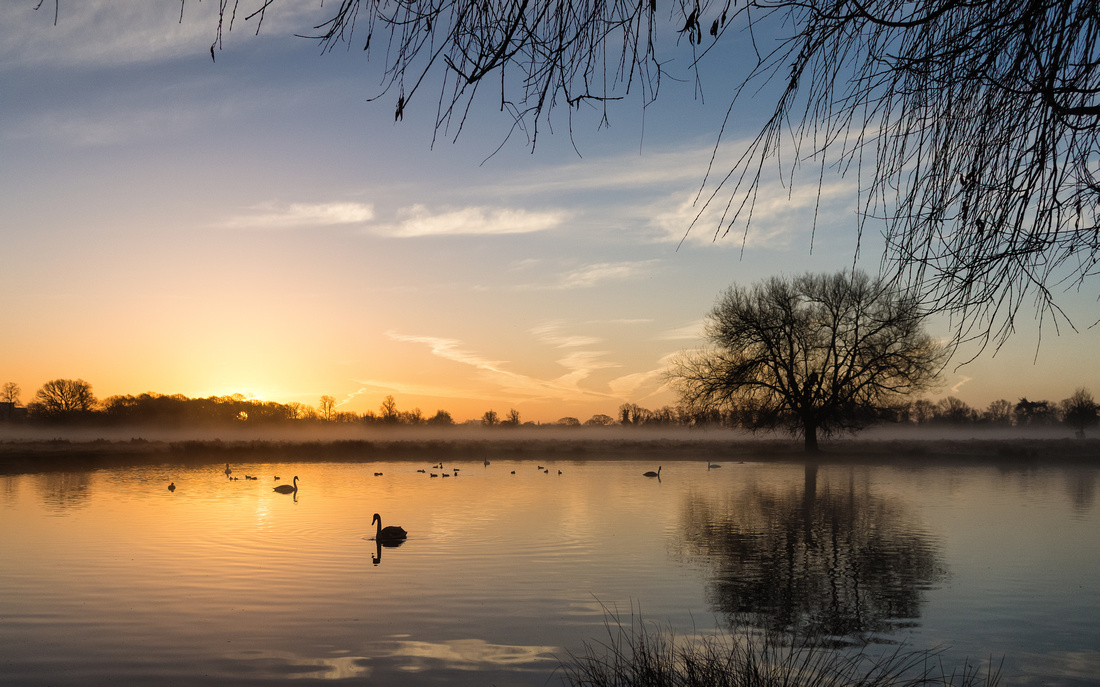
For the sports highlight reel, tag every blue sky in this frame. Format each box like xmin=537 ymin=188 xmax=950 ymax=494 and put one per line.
xmin=2 ymin=1 xmax=1097 ymax=422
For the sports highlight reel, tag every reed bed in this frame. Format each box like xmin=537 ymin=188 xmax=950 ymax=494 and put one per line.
xmin=561 ymin=611 xmax=1001 ymax=687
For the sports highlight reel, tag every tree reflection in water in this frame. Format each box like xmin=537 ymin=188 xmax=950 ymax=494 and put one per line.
xmin=673 ymin=464 xmax=945 ymax=643
xmin=34 ymin=472 xmax=94 ymax=513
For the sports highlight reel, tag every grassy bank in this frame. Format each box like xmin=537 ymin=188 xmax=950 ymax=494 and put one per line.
xmin=1 ymin=430 xmax=1097 ymax=474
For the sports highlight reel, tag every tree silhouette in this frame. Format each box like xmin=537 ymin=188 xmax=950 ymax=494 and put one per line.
xmin=1062 ymin=388 xmax=1099 ymax=437
xmin=672 ymin=271 xmax=946 ymax=451
xmin=2 ymin=382 xmax=19 ymax=405
xmin=318 ymin=395 xmax=336 ymax=421
xmin=28 ymin=378 xmax=97 ymax=421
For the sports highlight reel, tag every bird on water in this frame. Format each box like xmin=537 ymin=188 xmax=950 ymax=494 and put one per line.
xmin=643 ymin=466 xmax=662 ymax=478
xmin=273 ymin=476 xmax=299 ymax=494
xmin=168 ymin=482 xmax=175 ymax=491
xmin=372 ymin=513 xmax=407 ymax=542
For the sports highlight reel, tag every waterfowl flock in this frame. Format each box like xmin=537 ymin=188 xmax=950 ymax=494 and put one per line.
xmin=172 ymin=458 xmax=705 ymax=498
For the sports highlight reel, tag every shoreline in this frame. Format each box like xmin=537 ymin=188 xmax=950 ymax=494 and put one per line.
xmin=2 ymin=434 xmax=1098 ymax=473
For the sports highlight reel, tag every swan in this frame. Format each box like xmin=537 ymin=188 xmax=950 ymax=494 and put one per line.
xmin=643 ymin=466 xmax=662 ymax=477
xmin=707 ymin=461 xmax=722 ymax=469
xmin=273 ymin=476 xmax=299 ymax=494
xmin=224 ymin=463 xmax=232 ymax=477
xmin=372 ymin=513 xmax=407 ymax=542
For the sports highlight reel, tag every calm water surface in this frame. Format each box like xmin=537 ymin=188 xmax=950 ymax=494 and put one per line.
xmin=1 ymin=455 xmax=1098 ymax=685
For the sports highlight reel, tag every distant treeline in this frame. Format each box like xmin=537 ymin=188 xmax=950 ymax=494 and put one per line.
xmin=1 ymin=379 xmax=1097 ymax=434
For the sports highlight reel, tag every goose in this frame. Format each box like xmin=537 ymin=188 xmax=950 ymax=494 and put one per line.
xmin=274 ymin=476 xmax=281 ymax=481
xmin=168 ymin=482 xmax=176 ymax=491
xmin=643 ymin=466 xmax=662 ymax=478
xmin=273 ymin=476 xmax=299 ymax=494
xmin=372 ymin=513 xmax=407 ymax=542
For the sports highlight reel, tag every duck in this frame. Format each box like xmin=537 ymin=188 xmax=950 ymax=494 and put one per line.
xmin=372 ymin=513 xmax=407 ymax=542
xmin=168 ymin=482 xmax=176 ymax=491
xmin=643 ymin=466 xmax=662 ymax=478
xmin=273 ymin=476 xmax=299 ymax=494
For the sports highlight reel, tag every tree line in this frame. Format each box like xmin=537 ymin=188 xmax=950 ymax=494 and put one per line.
xmin=1 ymin=379 xmax=1096 ymax=436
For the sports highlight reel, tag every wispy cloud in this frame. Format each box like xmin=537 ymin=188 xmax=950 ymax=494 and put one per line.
xmin=529 ymin=321 xmax=602 ymax=348
xmin=657 ymin=321 xmax=705 ymax=341
xmin=218 ymin=202 xmax=375 ymax=230
xmin=549 ymin=260 xmax=662 ymax=290
xmin=0 ymin=2 xmax=320 ymax=70
xmin=951 ymin=375 xmax=973 ymax=394
xmin=645 ymin=154 xmax=860 ymax=250
xmin=606 ymin=351 xmax=679 ymax=401
xmin=386 ymin=331 xmax=620 ymax=403
xmin=483 ymin=146 xmax=714 ymax=198
xmin=374 ymin=204 xmax=565 ymax=237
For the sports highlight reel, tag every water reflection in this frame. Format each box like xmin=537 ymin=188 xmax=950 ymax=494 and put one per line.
xmin=35 ymin=471 xmax=93 ymax=512
xmin=1065 ymin=468 xmax=1096 ymax=514
xmin=675 ymin=464 xmax=944 ymax=641
xmin=371 ymin=537 xmax=405 ymax=565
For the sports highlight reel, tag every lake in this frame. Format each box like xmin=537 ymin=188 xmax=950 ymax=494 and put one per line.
xmin=1 ymin=450 xmax=1098 ymax=685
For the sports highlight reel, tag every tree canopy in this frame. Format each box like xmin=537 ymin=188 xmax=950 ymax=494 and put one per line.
xmin=671 ymin=271 xmax=947 ymax=451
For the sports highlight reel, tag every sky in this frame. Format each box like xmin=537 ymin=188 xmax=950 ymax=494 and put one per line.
xmin=2 ymin=1 xmax=1098 ymax=424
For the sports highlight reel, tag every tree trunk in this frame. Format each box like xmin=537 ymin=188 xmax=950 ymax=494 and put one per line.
xmin=803 ymin=418 xmax=820 ymax=453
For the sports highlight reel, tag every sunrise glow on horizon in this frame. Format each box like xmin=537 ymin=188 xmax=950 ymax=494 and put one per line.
xmin=2 ymin=2 xmax=1099 ymax=424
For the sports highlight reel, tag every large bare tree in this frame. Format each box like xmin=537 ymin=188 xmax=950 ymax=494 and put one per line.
xmin=39 ymin=1 xmax=1100 ymax=345
xmin=671 ymin=271 xmax=946 ymax=451
xmin=28 ymin=378 xmax=98 ymax=420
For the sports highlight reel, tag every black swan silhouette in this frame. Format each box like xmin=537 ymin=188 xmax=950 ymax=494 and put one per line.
xmin=372 ymin=513 xmax=407 ymax=542
xmin=643 ymin=466 xmax=662 ymax=478
xmin=273 ymin=476 xmax=298 ymax=494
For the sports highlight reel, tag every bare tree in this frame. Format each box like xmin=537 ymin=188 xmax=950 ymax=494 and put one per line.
xmin=426 ymin=409 xmax=455 ymax=426
xmin=380 ymin=395 xmax=399 ymax=424
xmin=584 ymin=413 xmax=615 ymax=426
xmin=28 ymin=378 xmax=97 ymax=420
xmin=984 ymin=399 xmax=1014 ymax=426
xmin=481 ymin=409 xmax=500 ymax=427
xmin=672 ymin=271 xmax=947 ymax=451
xmin=1061 ymin=388 xmax=1099 ymax=437
xmin=318 ymin=395 xmax=336 ymax=421
xmin=934 ymin=397 xmax=977 ymax=425
xmin=2 ymin=382 xmax=19 ymax=405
